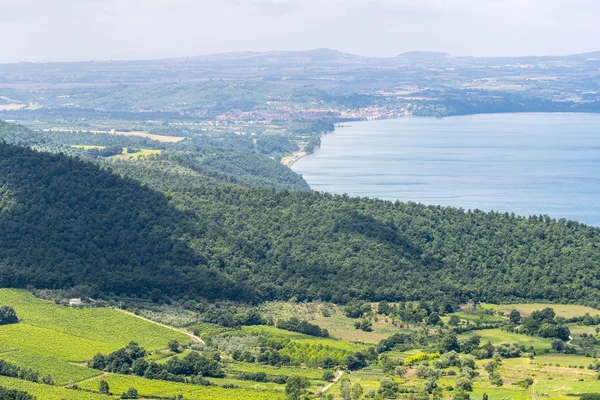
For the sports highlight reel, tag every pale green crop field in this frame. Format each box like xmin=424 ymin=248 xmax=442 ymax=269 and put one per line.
xmin=77 ymin=374 xmax=285 ymax=400
xmin=536 ymin=379 xmax=600 ymax=399
xmin=482 ymin=303 xmax=600 ymax=318
xmin=225 ymin=361 xmax=328 ymax=380
xmin=0 ymin=375 xmax=111 ymax=399
xmin=0 ymin=350 xmax=102 ymax=385
xmin=0 ymin=323 xmax=114 ymax=362
xmin=459 ymin=328 xmax=553 ymax=350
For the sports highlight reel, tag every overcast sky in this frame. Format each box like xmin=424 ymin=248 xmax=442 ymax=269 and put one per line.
xmin=1 ymin=0 xmax=599 ymax=63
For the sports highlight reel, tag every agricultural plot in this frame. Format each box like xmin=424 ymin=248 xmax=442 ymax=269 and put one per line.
xmin=453 ymin=310 xmax=506 ymax=324
xmin=258 ymin=301 xmax=402 ymax=343
xmin=112 ymin=148 xmax=162 ymax=160
xmin=225 ymin=361 xmax=328 ymax=380
xmin=77 ymin=374 xmax=285 ymax=400
xmin=0 ymin=351 xmax=102 ymax=385
xmin=459 ymin=328 xmax=553 ymax=350
xmin=536 ymin=379 xmax=600 ymax=399
xmin=482 ymin=303 xmax=600 ymax=318
xmin=0 ymin=289 xmax=189 ymax=356
xmin=0 ymin=323 xmax=114 ymax=362
xmin=242 ymin=325 xmax=368 ymax=366
xmin=0 ymin=375 xmax=110 ymax=399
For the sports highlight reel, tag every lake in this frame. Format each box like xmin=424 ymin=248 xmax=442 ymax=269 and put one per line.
xmin=292 ymin=113 xmax=600 ymax=226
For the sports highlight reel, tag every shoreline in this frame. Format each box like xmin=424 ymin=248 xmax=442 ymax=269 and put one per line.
xmin=282 ymin=111 xmax=600 ymax=169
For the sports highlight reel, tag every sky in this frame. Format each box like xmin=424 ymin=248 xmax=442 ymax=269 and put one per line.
xmin=0 ymin=0 xmax=599 ymax=63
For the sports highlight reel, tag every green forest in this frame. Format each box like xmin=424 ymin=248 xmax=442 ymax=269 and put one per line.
xmin=2 ymin=120 xmax=600 ymax=307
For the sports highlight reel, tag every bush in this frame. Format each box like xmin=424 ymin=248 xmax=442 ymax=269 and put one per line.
xmin=0 ymin=386 xmax=36 ymax=400
xmin=322 ymin=371 xmax=336 ymax=382
xmin=581 ymin=395 xmax=600 ymax=400
xmin=240 ymin=372 xmax=268 ymax=382
xmin=121 ymin=387 xmax=138 ymax=399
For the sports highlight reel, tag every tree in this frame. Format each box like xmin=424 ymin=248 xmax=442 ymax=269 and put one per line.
xmin=378 ymin=378 xmax=399 ymax=397
xmin=395 ymin=366 xmax=408 ymax=377
xmin=351 ymin=383 xmax=364 ymax=400
xmin=285 ymin=376 xmax=310 ymax=400
xmin=449 ymin=315 xmax=461 ymax=326
xmin=99 ymin=380 xmax=110 ymax=395
xmin=168 ymin=340 xmax=180 ymax=353
xmin=509 ymin=310 xmax=521 ymax=325
xmin=322 ymin=371 xmax=336 ymax=382
xmin=378 ymin=301 xmax=391 ymax=315
xmin=453 ymin=391 xmax=471 ymax=400
xmin=321 ymin=357 xmax=335 ymax=369
xmin=440 ymin=333 xmax=460 ymax=353
xmin=427 ymin=312 xmax=442 ymax=326
xmin=0 ymin=306 xmax=18 ymax=325
xmin=122 ymin=387 xmax=138 ymax=399
xmin=551 ymin=339 xmax=565 ymax=352
xmin=455 ymin=377 xmax=472 ymax=392
xmin=131 ymin=358 xmax=149 ymax=376
xmin=341 ymin=380 xmax=351 ymax=400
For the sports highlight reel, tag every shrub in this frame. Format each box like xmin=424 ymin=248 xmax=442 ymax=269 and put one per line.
xmin=322 ymin=371 xmax=336 ymax=382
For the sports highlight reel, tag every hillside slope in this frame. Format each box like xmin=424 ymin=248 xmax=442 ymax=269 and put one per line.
xmin=0 ymin=143 xmax=247 ymax=300
xmin=2 ymin=139 xmax=600 ymax=305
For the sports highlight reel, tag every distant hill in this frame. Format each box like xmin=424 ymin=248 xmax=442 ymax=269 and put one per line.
xmin=396 ymin=51 xmax=451 ymax=61
xmin=187 ymin=48 xmax=361 ymax=64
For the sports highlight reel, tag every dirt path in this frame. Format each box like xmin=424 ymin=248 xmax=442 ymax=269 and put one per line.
xmin=321 ymin=370 xmax=344 ymax=393
xmin=114 ymin=308 xmax=205 ymax=344
xmin=530 ymin=378 xmax=537 ymax=400
xmin=66 ymin=371 xmax=109 ymax=388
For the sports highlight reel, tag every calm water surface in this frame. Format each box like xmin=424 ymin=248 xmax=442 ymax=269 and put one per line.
xmin=292 ymin=113 xmax=600 ymax=226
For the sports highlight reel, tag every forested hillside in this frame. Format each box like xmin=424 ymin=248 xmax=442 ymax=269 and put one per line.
xmin=2 ymin=133 xmax=600 ymax=306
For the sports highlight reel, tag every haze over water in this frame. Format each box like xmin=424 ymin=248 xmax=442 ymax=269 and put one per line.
xmin=292 ymin=113 xmax=600 ymax=226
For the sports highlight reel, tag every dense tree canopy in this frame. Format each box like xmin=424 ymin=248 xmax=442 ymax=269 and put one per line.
xmin=3 ymin=119 xmax=600 ymax=306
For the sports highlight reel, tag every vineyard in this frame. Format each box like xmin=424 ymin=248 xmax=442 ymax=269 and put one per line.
xmin=76 ymin=374 xmax=285 ymax=400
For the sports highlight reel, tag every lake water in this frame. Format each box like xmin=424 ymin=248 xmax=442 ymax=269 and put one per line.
xmin=292 ymin=113 xmax=600 ymax=226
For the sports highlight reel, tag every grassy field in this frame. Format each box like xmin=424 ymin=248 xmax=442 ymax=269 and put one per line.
xmin=482 ymin=303 xmax=600 ymax=318
xmin=112 ymin=148 xmax=162 ymax=160
xmin=70 ymin=145 xmax=106 ymax=150
xmin=258 ymin=301 xmax=402 ymax=343
xmin=459 ymin=328 xmax=553 ymax=350
xmin=453 ymin=310 xmax=506 ymax=323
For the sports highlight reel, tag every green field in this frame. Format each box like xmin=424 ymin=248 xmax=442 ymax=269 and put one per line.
xmin=0 ymin=290 xmax=599 ymax=399
xmin=0 ymin=375 xmax=110 ymax=399
xmin=77 ymin=374 xmax=285 ymax=400
xmin=242 ymin=325 xmax=368 ymax=365
xmin=459 ymin=328 xmax=553 ymax=349
xmin=225 ymin=361 xmax=328 ymax=380
xmin=0 ymin=289 xmax=189 ymax=361
xmin=0 ymin=351 xmax=102 ymax=385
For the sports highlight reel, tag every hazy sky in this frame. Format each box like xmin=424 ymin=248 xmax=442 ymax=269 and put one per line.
xmin=1 ymin=0 xmax=599 ymax=63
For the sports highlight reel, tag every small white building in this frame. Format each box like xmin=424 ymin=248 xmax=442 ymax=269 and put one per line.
xmin=69 ymin=298 xmax=83 ymax=306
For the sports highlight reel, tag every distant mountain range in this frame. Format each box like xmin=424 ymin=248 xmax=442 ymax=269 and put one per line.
xmin=4 ymin=48 xmax=600 ymax=67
